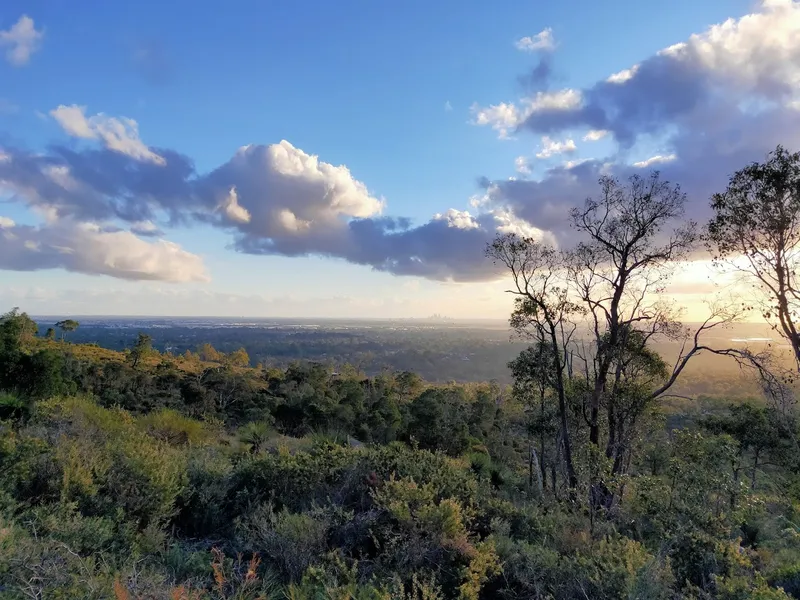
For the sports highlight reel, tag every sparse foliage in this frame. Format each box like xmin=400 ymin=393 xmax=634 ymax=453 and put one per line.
xmin=55 ymin=318 xmax=80 ymax=341
xmin=128 ymin=332 xmax=155 ymax=369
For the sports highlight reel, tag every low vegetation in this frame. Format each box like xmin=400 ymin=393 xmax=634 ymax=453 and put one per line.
xmin=0 ymin=305 xmax=798 ymax=599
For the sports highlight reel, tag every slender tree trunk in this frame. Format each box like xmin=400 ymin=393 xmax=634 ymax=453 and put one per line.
xmin=751 ymin=448 xmax=760 ymax=491
xmin=550 ymin=326 xmax=578 ymax=497
xmin=731 ymin=455 xmax=742 ymax=510
xmin=589 ymin=374 xmax=602 ymax=446
xmin=530 ymin=444 xmax=543 ymax=496
xmin=528 ymin=439 xmax=535 ymax=489
xmin=540 ymin=435 xmax=547 ymax=492
xmin=539 ymin=378 xmax=547 ymax=492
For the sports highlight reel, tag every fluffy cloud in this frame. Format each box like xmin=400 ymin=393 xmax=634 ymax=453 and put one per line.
xmin=472 ymin=90 xmax=583 ymax=139
xmin=474 ymin=1 xmax=800 ymax=146
xmin=528 ymin=0 xmax=800 ymax=144
xmin=0 ymin=15 xmax=43 ymax=66
xmin=342 ymin=209 xmax=543 ymax=281
xmin=50 ymin=105 xmax=166 ymax=165
xmin=0 ymin=218 xmax=208 ymax=282
xmin=535 ymin=136 xmax=577 ymax=159
xmin=583 ymin=129 xmax=609 ymax=142
xmin=1 ymin=120 xmax=531 ymax=282
xmin=471 ymin=102 xmax=521 ymax=138
xmin=515 ymin=156 xmax=531 ymax=175
xmin=195 ymin=143 xmax=536 ymax=281
xmin=515 ymin=28 xmax=555 ymax=52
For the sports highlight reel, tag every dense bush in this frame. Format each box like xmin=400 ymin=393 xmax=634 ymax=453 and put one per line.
xmin=0 ymin=310 xmax=798 ymax=598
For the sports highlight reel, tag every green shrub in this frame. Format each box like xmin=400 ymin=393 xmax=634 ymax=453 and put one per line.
xmin=174 ymin=445 xmax=234 ymax=537
xmin=0 ymin=392 xmax=28 ymax=421
xmin=715 ymin=573 xmax=793 ymax=599
xmin=567 ymin=537 xmax=662 ymax=600
xmin=34 ymin=397 xmax=188 ymax=529
xmin=768 ymin=564 xmax=800 ymax=598
xmin=241 ymin=504 xmax=330 ymax=582
xmin=138 ymin=408 xmax=214 ymax=446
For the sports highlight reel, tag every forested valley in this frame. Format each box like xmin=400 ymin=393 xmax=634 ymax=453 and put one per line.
xmin=2 ymin=150 xmax=800 ymax=599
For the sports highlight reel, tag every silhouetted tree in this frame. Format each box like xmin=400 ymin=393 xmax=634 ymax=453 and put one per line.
xmin=707 ymin=146 xmax=800 ymax=375
xmin=489 ymin=174 xmax=744 ymax=511
xmin=1 ymin=308 xmax=37 ymax=347
xmin=487 ymin=235 xmax=581 ymax=496
xmin=55 ymin=319 xmax=79 ymax=341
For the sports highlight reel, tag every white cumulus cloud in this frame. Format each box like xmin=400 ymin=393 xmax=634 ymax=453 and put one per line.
xmin=515 ymin=156 xmax=531 ymax=175
xmin=0 ymin=15 xmax=43 ymax=66
xmin=471 ymin=90 xmax=583 ymax=139
xmin=50 ymin=105 xmax=166 ymax=165
xmin=536 ymin=136 xmax=577 ymax=159
xmin=583 ymin=130 xmax=609 ymax=142
xmin=0 ymin=220 xmax=208 ymax=282
xmin=471 ymin=102 xmax=521 ymax=138
xmin=433 ymin=209 xmax=480 ymax=230
xmin=515 ymin=28 xmax=556 ymax=52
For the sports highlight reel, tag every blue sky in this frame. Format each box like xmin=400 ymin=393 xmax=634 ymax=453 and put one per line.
xmin=1 ymin=0 xmax=795 ymax=318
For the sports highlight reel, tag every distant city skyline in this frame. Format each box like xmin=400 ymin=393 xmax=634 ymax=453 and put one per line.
xmin=1 ymin=0 xmax=795 ymax=320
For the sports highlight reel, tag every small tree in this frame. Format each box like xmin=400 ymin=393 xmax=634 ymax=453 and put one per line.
xmin=1 ymin=308 xmax=38 ymax=347
xmin=239 ymin=420 xmax=273 ymax=454
xmin=197 ymin=342 xmax=223 ymax=363
xmin=55 ymin=319 xmax=79 ymax=341
xmin=45 ymin=327 xmax=56 ymax=340
xmin=487 ymin=235 xmax=582 ymax=495
xmin=128 ymin=333 xmax=154 ymax=369
xmin=0 ymin=310 xmax=38 ymax=391
xmin=702 ymin=403 xmax=788 ymax=491
xmin=227 ymin=347 xmax=250 ymax=368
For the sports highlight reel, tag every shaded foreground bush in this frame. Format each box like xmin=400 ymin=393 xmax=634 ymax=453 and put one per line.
xmin=0 ymin=394 xmax=797 ymax=599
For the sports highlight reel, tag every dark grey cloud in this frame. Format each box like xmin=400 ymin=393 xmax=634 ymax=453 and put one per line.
xmin=478 ymin=103 xmax=800 ymax=248
xmin=342 ymin=214 xmax=505 ymax=281
xmin=517 ymin=56 xmax=554 ymax=92
xmin=519 ymin=51 xmax=711 ymax=146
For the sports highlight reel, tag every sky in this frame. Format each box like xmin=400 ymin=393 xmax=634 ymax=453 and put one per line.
xmin=0 ymin=0 xmax=797 ymax=319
